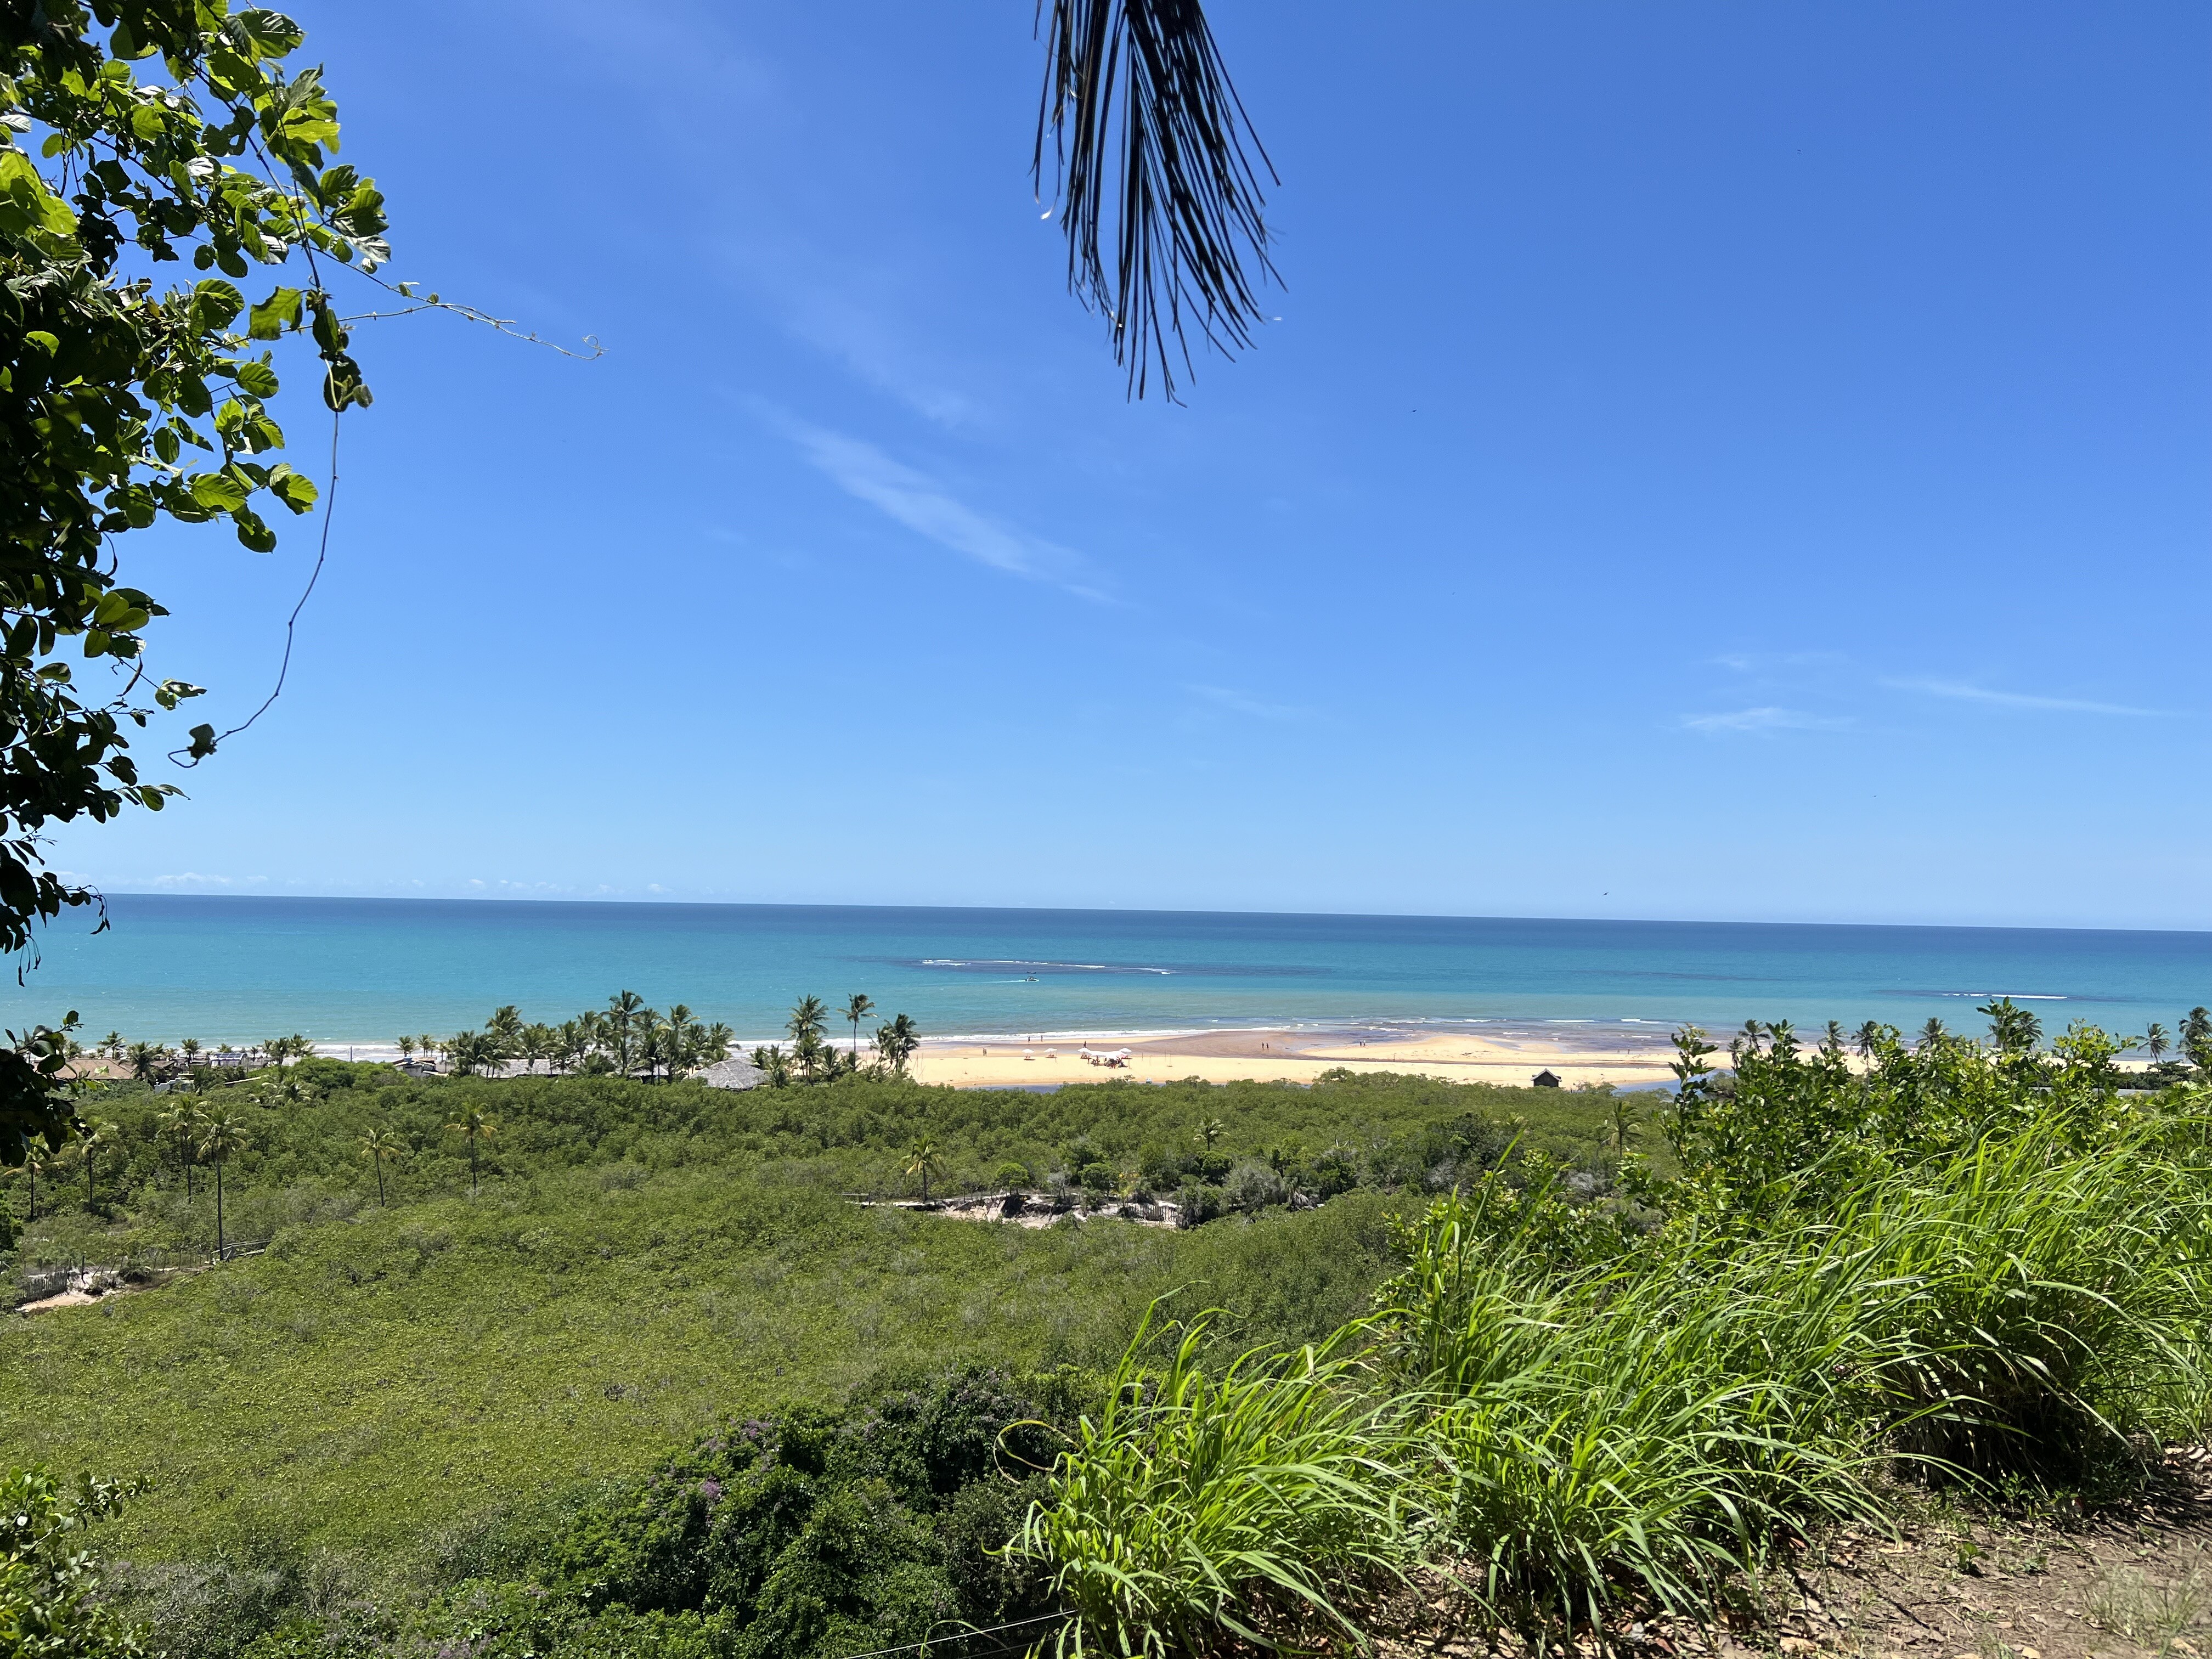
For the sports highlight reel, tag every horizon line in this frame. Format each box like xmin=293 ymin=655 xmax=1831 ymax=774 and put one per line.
xmin=77 ymin=889 xmax=2212 ymax=940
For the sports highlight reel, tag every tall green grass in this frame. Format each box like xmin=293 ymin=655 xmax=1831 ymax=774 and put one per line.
xmin=1016 ymin=1309 xmax=1426 ymax=1657
xmin=1018 ymin=1067 xmax=2212 ymax=1653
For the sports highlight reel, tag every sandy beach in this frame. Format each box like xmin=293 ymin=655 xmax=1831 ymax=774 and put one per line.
xmin=902 ymin=1023 xmax=1688 ymax=1090
xmin=105 ymin=1025 xmax=2152 ymax=1093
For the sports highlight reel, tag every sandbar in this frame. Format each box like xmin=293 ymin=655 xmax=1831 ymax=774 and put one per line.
xmin=904 ymin=1024 xmax=1685 ymax=1091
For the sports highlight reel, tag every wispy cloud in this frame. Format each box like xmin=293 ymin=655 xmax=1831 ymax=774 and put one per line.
xmin=1712 ymin=650 xmax=1849 ymax=674
xmin=775 ymin=415 xmax=1107 ymax=601
xmin=1882 ymin=678 xmax=2168 ymax=718
xmin=1682 ymin=706 xmax=1850 ymax=734
xmin=1189 ymin=684 xmax=1309 ymax=721
xmin=772 ymin=268 xmax=979 ymax=427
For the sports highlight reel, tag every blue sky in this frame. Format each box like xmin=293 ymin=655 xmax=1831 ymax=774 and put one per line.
xmin=52 ymin=0 xmax=2212 ymax=929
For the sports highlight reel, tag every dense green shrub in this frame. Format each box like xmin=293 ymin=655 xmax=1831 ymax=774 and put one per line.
xmin=538 ymin=1365 xmax=1086 ymax=1659
xmin=0 ymin=1469 xmax=149 ymax=1659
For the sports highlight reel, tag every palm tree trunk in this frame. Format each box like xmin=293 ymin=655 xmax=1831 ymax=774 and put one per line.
xmin=470 ymin=1142 xmax=478 ymax=1197
xmin=375 ymin=1154 xmax=386 ymax=1206
xmin=25 ymin=1165 xmax=32 ymax=1221
xmin=215 ymin=1161 xmax=225 ymax=1261
xmin=85 ymin=1155 xmax=93 ymax=1210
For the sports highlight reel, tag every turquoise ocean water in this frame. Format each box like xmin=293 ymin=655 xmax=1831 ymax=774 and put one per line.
xmin=0 ymin=895 xmax=2207 ymax=1049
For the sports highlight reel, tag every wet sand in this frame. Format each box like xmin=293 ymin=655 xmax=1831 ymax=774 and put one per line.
xmin=904 ymin=1023 xmax=1687 ymax=1090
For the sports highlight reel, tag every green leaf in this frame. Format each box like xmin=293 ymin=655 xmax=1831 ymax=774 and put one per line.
xmin=23 ymin=330 xmax=56 ymax=356
xmin=187 ymin=472 xmax=250 ymax=512
xmin=237 ymin=10 xmax=307 ymax=57
xmin=267 ymin=464 xmax=318 ymax=513
xmin=232 ymin=506 xmax=276 ymax=552
xmin=191 ymin=278 xmax=246 ymax=330
xmin=308 ymin=295 xmax=342 ymax=353
xmin=248 ymin=285 xmax=301 ymax=338
xmin=233 ymin=359 xmax=279 ymax=396
xmin=340 ymin=180 xmax=386 ymax=237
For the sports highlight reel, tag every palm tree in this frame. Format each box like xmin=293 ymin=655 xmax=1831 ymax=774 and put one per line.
xmin=2184 ymin=1007 xmax=2212 ymax=1073
xmin=1609 ymin=1094 xmax=1638 ymax=1158
xmin=447 ymin=1107 xmax=498 ymax=1197
xmin=603 ymin=990 xmax=647 ymax=1076
xmin=792 ymin=1027 xmax=826 ymax=1082
xmin=1977 ymin=997 xmax=2039 ymax=1057
xmin=873 ymin=1014 xmax=921 ymax=1077
xmin=76 ymin=1121 xmax=113 ymax=1209
xmin=1854 ymin=1021 xmax=1882 ymax=1063
xmin=843 ymin=994 xmax=875 ymax=1062
xmin=360 ymin=1125 xmax=403 ymax=1206
xmin=397 ymin=1034 xmax=416 ymax=1061
xmin=445 ymin=1030 xmax=505 ymax=1077
xmin=2144 ymin=1023 xmax=2170 ymax=1064
xmin=553 ymin=1018 xmax=588 ymax=1075
xmin=198 ymin=1105 xmax=249 ymax=1260
xmin=1822 ymin=1021 xmax=1846 ymax=1056
xmin=656 ymin=1006 xmax=707 ymax=1082
xmin=1034 ymin=0 xmax=1277 ymax=400
xmin=179 ymin=1036 xmax=201 ymax=1069
xmin=126 ymin=1041 xmax=162 ymax=1085
xmin=158 ymin=1102 xmax=201 ymax=1199
xmin=788 ymin=996 xmax=829 ymax=1042
xmin=21 ymin=1148 xmax=43 ymax=1221
xmin=903 ymin=1138 xmax=946 ymax=1203
xmin=517 ymin=1023 xmax=554 ymax=1075
xmin=417 ymin=1034 xmax=439 ymax=1066
xmin=1918 ymin=1018 xmax=1946 ymax=1051
xmin=1196 ymin=1115 xmax=1225 ymax=1152
xmin=98 ymin=1030 xmax=122 ymax=1061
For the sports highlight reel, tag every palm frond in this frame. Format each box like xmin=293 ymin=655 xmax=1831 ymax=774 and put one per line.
xmin=1034 ymin=0 xmax=1278 ymax=400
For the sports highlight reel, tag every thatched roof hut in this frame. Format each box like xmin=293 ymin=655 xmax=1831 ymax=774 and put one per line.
xmin=695 ymin=1056 xmax=764 ymax=1091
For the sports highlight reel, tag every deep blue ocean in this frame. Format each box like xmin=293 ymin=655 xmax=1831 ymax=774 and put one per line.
xmin=0 ymin=895 xmax=2207 ymax=1049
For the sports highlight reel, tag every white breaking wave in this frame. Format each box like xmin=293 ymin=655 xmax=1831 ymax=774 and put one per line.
xmin=918 ymin=958 xmax=1175 ymax=975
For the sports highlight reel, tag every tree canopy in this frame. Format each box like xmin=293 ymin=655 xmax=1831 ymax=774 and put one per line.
xmin=0 ymin=0 xmax=388 ymax=1162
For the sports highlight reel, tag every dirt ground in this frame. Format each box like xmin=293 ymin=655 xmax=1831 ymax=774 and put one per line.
xmin=1383 ymin=1447 xmax=2212 ymax=1659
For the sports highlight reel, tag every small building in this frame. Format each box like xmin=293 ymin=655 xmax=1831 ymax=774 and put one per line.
xmin=695 ymin=1056 xmax=765 ymax=1091
xmin=1531 ymin=1069 xmax=1562 ymax=1088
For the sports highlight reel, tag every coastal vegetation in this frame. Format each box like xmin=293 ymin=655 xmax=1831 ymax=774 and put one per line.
xmin=2 ymin=1001 xmax=2209 ymax=1657
xmin=750 ymin=995 xmax=923 ymax=1084
xmin=0 ymin=1062 xmax=1613 ymax=1656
